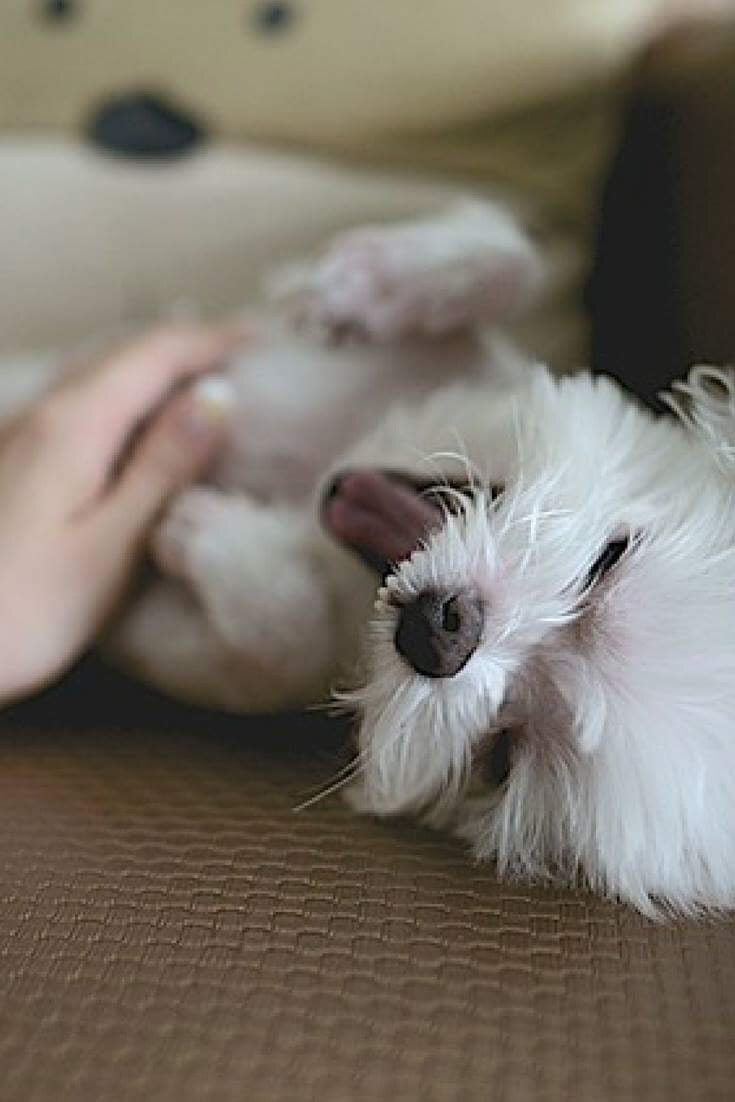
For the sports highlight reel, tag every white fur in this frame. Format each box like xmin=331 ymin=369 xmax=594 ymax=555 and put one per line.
xmin=345 ymin=370 xmax=735 ymax=916
xmin=111 ymin=197 xmax=542 ymax=710
xmin=3 ymin=197 xmax=734 ymax=915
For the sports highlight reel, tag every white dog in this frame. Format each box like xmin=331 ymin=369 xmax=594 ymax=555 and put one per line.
xmin=8 ymin=199 xmax=735 ymax=915
xmin=334 ymin=364 xmax=735 ymax=917
xmin=111 ymin=198 xmax=544 ymax=712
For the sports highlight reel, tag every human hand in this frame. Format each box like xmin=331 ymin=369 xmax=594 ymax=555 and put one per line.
xmin=0 ymin=323 xmax=244 ymax=705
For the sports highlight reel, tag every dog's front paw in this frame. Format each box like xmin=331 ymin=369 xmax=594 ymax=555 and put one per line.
xmin=151 ymin=487 xmax=230 ymax=581
xmin=312 ymin=226 xmax=436 ymax=340
xmin=292 ymin=201 xmax=541 ymax=341
xmin=312 ymin=221 xmax=482 ymax=340
xmin=269 ymin=228 xmax=429 ymax=341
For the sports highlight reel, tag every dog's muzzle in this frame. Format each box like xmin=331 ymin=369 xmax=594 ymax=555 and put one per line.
xmin=395 ymin=589 xmax=483 ymax=678
xmin=322 ymin=468 xmax=483 ymax=677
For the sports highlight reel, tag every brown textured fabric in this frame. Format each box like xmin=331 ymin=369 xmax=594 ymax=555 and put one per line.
xmin=1 ymin=660 xmax=734 ymax=1102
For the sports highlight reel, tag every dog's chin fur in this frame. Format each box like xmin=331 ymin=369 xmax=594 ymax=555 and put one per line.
xmin=344 ymin=367 xmax=735 ymax=917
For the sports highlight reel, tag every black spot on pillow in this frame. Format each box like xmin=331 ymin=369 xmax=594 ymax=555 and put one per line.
xmin=41 ymin=0 xmax=78 ymax=21
xmin=251 ymin=2 xmax=297 ymax=34
xmin=88 ymin=93 xmax=203 ymax=158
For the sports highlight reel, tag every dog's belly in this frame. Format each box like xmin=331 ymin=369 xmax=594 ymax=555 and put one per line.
xmin=210 ymin=322 xmax=487 ymax=503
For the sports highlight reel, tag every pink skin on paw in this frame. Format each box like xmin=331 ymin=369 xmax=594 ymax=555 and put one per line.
xmin=324 ymin=471 xmax=443 ymax=565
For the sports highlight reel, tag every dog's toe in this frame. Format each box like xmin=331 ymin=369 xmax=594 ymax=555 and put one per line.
xmin=151 ymin=488 xmax=223 ymax=579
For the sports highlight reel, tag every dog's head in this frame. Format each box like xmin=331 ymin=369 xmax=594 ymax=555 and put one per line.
xmin=324 ymin=366 xmax=735 ymax=913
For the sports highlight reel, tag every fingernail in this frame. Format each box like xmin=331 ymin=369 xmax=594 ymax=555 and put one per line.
xmin=179 ymin=375 xmax=235 ymax=439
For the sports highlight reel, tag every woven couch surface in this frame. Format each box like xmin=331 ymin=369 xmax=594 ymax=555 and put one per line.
xmin=1 ymin=661 xmax=733 ymax=1102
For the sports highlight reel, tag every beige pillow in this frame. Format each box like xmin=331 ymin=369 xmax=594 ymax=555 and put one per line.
xmin=0 ymin=2 xmax=700 ymax=362
xmin=2 ymin=1 xmax=667 ymax=143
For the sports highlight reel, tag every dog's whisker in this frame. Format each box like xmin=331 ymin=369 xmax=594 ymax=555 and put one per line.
xmin=295 ymin=755 xmax=362 ymax=799
xmin=447 ymin=427 xmax=483 ymax=491
xmin=304 ymin=697 xmax=336 ymax=714
xmin=291 ymin=723 xmax=409 ymax=813
xmin=401 ymin=443 xmax=484 ymax=497
xmin=425 ymin=445 xmax=483 ymax=489
xmin=427 ymin=484 xmax=473 ymax=517
xmin=402 ymin=445 xmax=455 ymax=485
xmin=292 ymin=765 xmax=364 ymax=813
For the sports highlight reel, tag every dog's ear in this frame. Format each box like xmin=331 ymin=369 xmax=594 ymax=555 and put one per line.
xmin=661 ymin=365 xmax=735 ymax=473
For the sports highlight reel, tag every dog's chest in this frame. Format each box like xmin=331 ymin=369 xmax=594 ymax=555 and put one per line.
xmin=211 ymin=326 xmax=484 ymax=503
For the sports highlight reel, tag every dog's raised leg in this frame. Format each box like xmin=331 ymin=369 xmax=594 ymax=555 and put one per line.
xmin=111 ymin=487 xmax=349 ymax=712
xmin=276 ymin=198 xmax=543 ymax=342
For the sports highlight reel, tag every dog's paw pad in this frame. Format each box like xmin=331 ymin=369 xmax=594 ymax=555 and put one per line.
xmin=304 ymin=203 xmax=541 ymax=340
xmin=151 ymin=488 xmax=225 ymax=579
xmin=310 ymin=227 xmax=433 ymax=340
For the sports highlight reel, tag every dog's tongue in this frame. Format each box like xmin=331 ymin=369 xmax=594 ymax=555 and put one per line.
xmin=323 ymin=470 xmax=443 ymax=573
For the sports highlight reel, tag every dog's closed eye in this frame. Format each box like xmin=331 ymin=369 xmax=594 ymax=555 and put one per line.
xmin=584 ymin=533 xmax=632 ymax=590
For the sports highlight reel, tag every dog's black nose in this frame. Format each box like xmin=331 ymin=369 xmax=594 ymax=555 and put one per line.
xmin=395 ymin=590 xmax=483 ymax=678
